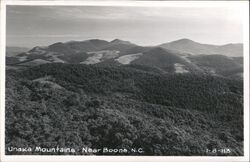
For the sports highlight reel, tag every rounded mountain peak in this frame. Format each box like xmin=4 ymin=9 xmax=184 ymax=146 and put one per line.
xmin=172 ymin=38 xmax=196 ymax=44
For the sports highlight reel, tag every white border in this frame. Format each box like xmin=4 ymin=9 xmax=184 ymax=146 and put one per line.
xmin=243 ymin=1 xmax=250 ymax=161
xmin=0 ymin=1 xmax=6 ymax=161
xmin=0 ymin=1 xmax=249 ymax=162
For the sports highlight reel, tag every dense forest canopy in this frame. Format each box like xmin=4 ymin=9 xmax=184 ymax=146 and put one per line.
xmin=5 ymin=63 xmax=243 ymax=155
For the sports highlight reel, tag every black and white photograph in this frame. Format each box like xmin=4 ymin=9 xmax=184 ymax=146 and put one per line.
xmin=1 ymin=0 xmax=249 ymax=161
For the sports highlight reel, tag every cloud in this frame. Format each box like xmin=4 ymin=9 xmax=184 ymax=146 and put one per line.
xmin=7 ymin=34 xmax=83 ymax=38
xmin=7 ymin=5 xmax=243 ymax=24
xmin=6 ymin=4 xmax=245 ymax=47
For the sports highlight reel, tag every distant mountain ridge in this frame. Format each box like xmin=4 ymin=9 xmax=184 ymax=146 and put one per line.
xmin=7 ymin=38 xmax=243 ymax=57
xmin=6 ymin=38 xmax=243 ymax=79
xmin=6 ymin=46 xmax=29 ymax=57
xmin=159 ymin=38 xmax=243 ymax=57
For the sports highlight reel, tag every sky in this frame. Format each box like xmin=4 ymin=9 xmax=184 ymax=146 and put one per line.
xmin=6 ymin=4 xmax=244 ymax=48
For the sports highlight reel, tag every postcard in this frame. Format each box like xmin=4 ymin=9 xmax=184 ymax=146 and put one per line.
xmin=0 ymin=0 xmax=249 ymax=162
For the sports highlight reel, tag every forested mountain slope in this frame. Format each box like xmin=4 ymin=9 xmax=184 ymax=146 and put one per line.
xmin=5 ymin=63 xmax=243 ymax=155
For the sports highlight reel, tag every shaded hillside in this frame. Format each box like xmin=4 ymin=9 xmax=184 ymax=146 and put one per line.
xmin=124 ymin=46 xmax=153 ymax=55
xmin=101 ymin=39 xmax=137 ymax=53
xmin=232 ymin=57 xmax=243 ymax=65
xmin=48 ymin=39 xmax=110 ymax=53
xmin=131 ymin=47 xmax=203 ymax=74
xmin=189 ymin=55 xmax=243 ymax=78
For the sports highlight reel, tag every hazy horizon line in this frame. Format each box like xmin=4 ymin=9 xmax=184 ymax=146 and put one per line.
xmin=6 ymin=37 xmax=243 ymax=49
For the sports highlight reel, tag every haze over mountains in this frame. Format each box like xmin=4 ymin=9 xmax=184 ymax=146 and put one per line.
xmin=6 ymin=38 xmax=243 ymax=79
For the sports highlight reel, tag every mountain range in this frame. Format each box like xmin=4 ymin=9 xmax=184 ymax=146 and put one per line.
xmin=5 ymin=38 xmax=244 ymax=155
xmin=6 ymin=38 xmax=243 ymax=79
